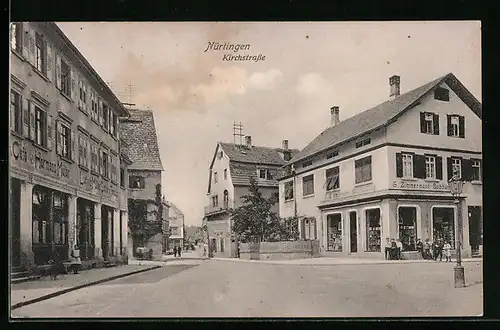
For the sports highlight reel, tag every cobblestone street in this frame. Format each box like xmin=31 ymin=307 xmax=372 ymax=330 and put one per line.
xmin=11 ymin=260 xmax=482 ymax=318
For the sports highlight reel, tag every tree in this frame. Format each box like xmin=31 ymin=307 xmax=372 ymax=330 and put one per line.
xmin=128 ymin=183 xmax=163 ymax=248
xmin=231 ymin=177 xmax=288 ymax=243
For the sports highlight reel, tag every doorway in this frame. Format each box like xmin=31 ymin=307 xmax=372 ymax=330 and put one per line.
xmin=10 ymin=178 xmax=21 ymax=268
xmin=398 ymin=207 xmax=417 ymax=251
xmin=468 ymin=206 xmax=482 ymax=253
xmin=101 ymin=206 xmax=110 ymax=261
xmin=349 ymin=211 xmax=357 ymax=253
xmin=432 ymin=207 xmax=455 ymax=249
xmin=326 ymin=214 xmax=342 ymax=252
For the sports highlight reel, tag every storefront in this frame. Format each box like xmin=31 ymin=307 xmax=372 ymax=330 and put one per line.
xmin=76 ymin=198 xmax=95 ymax=261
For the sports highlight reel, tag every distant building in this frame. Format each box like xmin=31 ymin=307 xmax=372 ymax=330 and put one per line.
xmin=120 ymin=109 xmax=167 ymax=258
xmin=9 ymin=22 xmax=130 ymax=276
xmin=167 ymin=202 xmax=184 ymax=250
xmin=204 ymin=136 xmax=299 ymax=258
xmin=279 ymin=73 xmax=482 ymax=259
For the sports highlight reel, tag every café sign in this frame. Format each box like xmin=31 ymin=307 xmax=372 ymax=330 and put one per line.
xmin=392 ymin=179 xmax=449 ymax=191
xmin=11 ymin=141 xmax=70 ymax=178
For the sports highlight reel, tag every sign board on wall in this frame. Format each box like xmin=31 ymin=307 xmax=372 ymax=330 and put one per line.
xmin=80 ymin=170 xmax=119 ymax=200
xmin=392 ymin=179 xmax=450 ymax=191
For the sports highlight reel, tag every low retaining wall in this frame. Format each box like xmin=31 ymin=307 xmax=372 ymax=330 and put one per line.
xmin=239 ymin=240 xmax=320 ymax=261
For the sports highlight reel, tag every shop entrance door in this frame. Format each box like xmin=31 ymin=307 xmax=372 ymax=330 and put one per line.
xmin=10 ymin=178 xmax=21 ymax=268
xmin=101 ymin=206 xmax=110 ymax=261
xmin=468 ymin=206 xmax=482 ymax=254
xmin=349 ymin=211 xmax=357 ymax=253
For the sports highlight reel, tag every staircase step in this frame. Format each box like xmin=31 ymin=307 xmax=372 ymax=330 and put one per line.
xmin=11 ymin=271 xmax=30 ymax=280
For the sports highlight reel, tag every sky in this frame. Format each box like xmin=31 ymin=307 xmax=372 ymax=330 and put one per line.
xmin=57 ymin=21 xmax=481 ymax=227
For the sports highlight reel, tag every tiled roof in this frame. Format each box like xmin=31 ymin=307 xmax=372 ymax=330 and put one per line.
xmin=120 ymin=109 xmax=164 ymax=171
xmin=219 ymin=142 xmax=299 ymax=165
xmin=167 ymin=201 xmax=184 ymax=217
xmin=229 ymin=162 xmax=281 ymax=187
xmin=291 ymin=73 xmax=482 ymax=164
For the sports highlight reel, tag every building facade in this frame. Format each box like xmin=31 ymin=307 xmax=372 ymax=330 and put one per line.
xmin=205 ymin=137 xmax=298 ymax=258
xmin=167 ymin=202 xmax=185 ymax=250
xmin=120 ymin=109 xmax=167 ymax=258
xmin=9 ymin=22 xmax=130 ymax=273
xmin=279 ymin=73 xmax=482 ymax=259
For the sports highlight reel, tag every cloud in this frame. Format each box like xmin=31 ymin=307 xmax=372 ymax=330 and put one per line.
xmin=248 ymin=69 xmax=283 ymax=90
xmin=295 ymin=73 xmax=334 ymax=97
xmin=190 ymin=66 xmax=248 ymax=104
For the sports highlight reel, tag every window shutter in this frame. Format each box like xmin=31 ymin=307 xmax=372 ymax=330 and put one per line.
xmin=107 ymin=154 xmax=111 ymax=179
xmin=28 ymin=27 xmax=36 ymax=66
xmin=447 ymin=115 xmax=452 ymax=136
xmin=461 ymin=159 xmax=472 ymax=182
xmin=413 ymin=154 xmax=426 ymax=179
xmin=419 ymin=112 xmax=426 ymax=133
xmin=108 ymin=108 xmax=112 ymax=133
xmin=312 ymin=218 xmax=317 ymax=240
xmin=98 ymin=99 xmax=103 ymax=126
xmin=22 ymin=98 xmax=30 ymax=137
xmin=10 ymin=97 xmax=15 ymax=131
xmin=29 ymin=102 xmax=35 ymax=141
xmin=56 ymin=121 xmax=62 ymax=155
xmin=70 ymin=67 xmax=77 ymax=101
xmin=436 ymin=156 xmax=443 ymax=180
xmin=55 ymin=54 xmax=62 ymax=90
xmin=432 ymin=114 xmax=440 ymax=135
xmin=84 ymin=83 xmax=90 ymax=113
xmin=22 ymin=22 xmax=30 ymax=59
xmin=300 ymin=219 xmax=306 ymax=240
xmin=459 ymin=116 xmax=465 ymax=138
xmin=99 ymin=149 xmax=104 ymax=176
xmin=395 ymin=153 xmax=403 ymax=178
xmin=86 ymin=139 xmax=90 ymax=168
xmin=447 ymin=157 xmax=453 ymax=180
xmin=47 ymin=114 xmax=53 ymax=150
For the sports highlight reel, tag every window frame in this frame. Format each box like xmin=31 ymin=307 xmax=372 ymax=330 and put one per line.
xmin=60 ymin=58 xmax=71 ymax=97
xmin=402 ymin=153 xmax=413 ymax=178
xmin=59 ymin=122 xmax=71 ymax=159
xmin=451 ymin=158 xmax=462 ymax=179
xmin=423 ymin=113 xmax=434 ymax=134
xmin=325 ymin=166 xmax=340 ymax=191
xmin=129 ymin=175 xmax=145 ymax=189
xmin=35 ymin=32 xmax=47 ymax=75
xmin=354 ymin=156 xmax=372 ymax=184
xmin=471 ymin=159 xmax=481 ymax=181
xmin=302 ymin=174 xmax=315 ymax=197
xmin=34 ymin=105 xmax=48 ymax=148
xmin=449 ymin=115 xmax=460 ymax=137
xmin=10 ymin=89 xmax=23 ymax=135
xmin=284 ymin=181 xmax=294 ymax=201
xmin=425 ymin=155 xmax=436 ymax=179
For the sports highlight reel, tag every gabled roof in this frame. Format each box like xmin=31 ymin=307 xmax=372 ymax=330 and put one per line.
xmin=219 ymin=142 xmax=299 ymax=166
xmin=229 ymin=163 xmax=281 ymax=187
xmin=120 ymin=109 xmax=164 ymax=171
xmin=290 ymin=73 xmax=482 ymax=165
xmin=167 ymin=201 xmax=184 ymax=218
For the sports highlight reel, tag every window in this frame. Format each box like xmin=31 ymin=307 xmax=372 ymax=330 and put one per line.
xmin=302 ymin=160 xmax=313 ymax=168
xmin=447 ymin=114 xmax=465 ymax=138
xmin=302 ymin=217 xmax=316 ymax=240
xmin=90 ymin=143 xmax=99 ymax=173
xmin=420 ymin=112 xmax=439 ymax=135
xmin=102 ymin=104 xmax=109 ymax=131
xmin=355 ymin=138 xmax=371 ymax=148
xmin=325 ymin=166 xmax=340 ymax=191
xmin=354 ymin=156 xmax=372 ymax=184
xmin=171 ymin=227 xmax=179 ymax=236
xmin=471 ymin=159 xmax=481 ymax=181
xmin=425 ymin=156 xmax=436 ymax=179
xmin=101 ymin=150 xmax=109 ymax=179
xmin=110 ymin=154 xmax=117 ymax=182
xmin=402 ymin=154 xmax=413 ymax=178
xmin=79 ymin=81 xmax=87 ymax=106
xmin=302 ymin=174 xmax=314 ymax=196
xmin=60 ymin=59 xmax=71 ymax=97
xmin=326 ymin=150 xmax=338 ymax=159
xmin=129 ymin=176 xmax=145 ymax=189
xmin=35 ymin=106 xmax=47 ymax=147
xmin=284 ymin=181 xmax=294 ymax=201
xmin=109 ymin=110 xmax=117 ymax=137
xmin=212 ymin=195 xmax=219 ymax=207
xmin=259 ymin=169 xmax=274 ymax=180
xmin=433 ymin=207 xmax=455 ymax=249
xmin=35 ymin=32 xmax=46 ymax=75
xmin=52 ymin=192 xmax=68 ymax=245
xmin=434 ymin=87 xmax=450 ymax=102
xmin=120 ymin=168 xmax=125 ymax=187
xmin=213 ymin=172 xmax=218 ymax=183
xmin=91 ymin=93 xmax=99 ymax=122
xmin=57 ymin=122 xmax=71 ymax=158
xmin=78 ymin=134 xmax=89 ymax=169
xmin=10 ymin=90 xmax=22 ymax=134
xmin=365 ymin=208 xmax=381 ymax=252
xmin=327 ymin=214 xmax=342 ymax=251
xmin=398 ymin=207 xmax=417 ymax=251
xmin=224 ymin=169 xmax=227 ymax=180
xmin=218 ymin=151 xmax=223 ymax=159
xmin=451 ymin=158 xmax=461 ymax=179
xmin=220 ymin=238 xmax=225 ymax=252
xmin=10 ymin=22 xmax=23 ymax=53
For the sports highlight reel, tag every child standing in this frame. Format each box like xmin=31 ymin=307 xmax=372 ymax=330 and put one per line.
xmin=443 ymin=241 xmax=452 ymax=262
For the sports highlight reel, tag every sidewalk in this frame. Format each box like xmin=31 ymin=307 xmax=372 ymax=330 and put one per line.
xmin=210 ymin=256 xmax=483 ymax=266
xmin=10 ymin=264 xmax=160 ymax=309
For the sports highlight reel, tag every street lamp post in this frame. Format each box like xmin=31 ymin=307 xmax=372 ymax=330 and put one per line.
xmin=448 ymin=175 xmax=465 ymax=288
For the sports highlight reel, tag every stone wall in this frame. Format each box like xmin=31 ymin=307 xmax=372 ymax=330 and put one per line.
xmin=239 ymin=240 xmax=320 ymax=260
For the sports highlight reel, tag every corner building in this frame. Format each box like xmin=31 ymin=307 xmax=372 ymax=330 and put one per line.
xmin=279 ymin=73 xmax=482 ymax=259
xmin=10 ymin=22 xmax=130 ymax=273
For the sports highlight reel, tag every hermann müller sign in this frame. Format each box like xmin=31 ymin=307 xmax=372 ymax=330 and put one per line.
xmin=11 ymin=141 xmax=70 ymax=178
xmin=392 ymin=179 xmax=450 ymax=191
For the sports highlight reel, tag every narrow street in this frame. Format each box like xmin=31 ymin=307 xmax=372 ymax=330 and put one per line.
xmin=12 ymin=260 xmax=482 ymax=318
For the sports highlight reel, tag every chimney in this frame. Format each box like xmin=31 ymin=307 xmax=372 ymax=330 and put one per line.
xmin=282 ymin=140 xmax=289 ymax=150
xmin=245 ymin=136 xmax=252 ymax=148
xmin=389 ymin=75 xmax=401 ymax=99
xmin=330 ymin=106 xmax=340 ymax=126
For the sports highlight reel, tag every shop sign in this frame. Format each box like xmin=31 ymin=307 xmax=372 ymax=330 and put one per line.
xmin=11 ymin=141 xmax=70 ymax=179
xmin=80 ymin=171 xmax=119 ymax=198
xmin=392 ymin=179 xmax=450 ymax=191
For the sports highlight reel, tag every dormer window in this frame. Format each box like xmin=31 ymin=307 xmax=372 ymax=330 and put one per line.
xmin=434 ymin=87 xmax=450 ymax=102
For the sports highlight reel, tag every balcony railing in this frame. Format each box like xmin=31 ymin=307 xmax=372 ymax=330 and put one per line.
xmin=204 ymin=198 xmax=234 ymax=215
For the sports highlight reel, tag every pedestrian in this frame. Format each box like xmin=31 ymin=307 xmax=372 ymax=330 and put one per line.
xmin=178 ymin=246 xmax=182 ymax=258
xmin=70 ymin=245 xmax=82 ymax=274
xmin=416 ymin=238 xmax=423 ymax=259
xmin=423 ymin=238 xmax=431 ymax=260
xmin=389 ymin=238 xmax=398 ymax=260
xmin=49 ymin=251 xmax=62 ymax=280
xmin=173 ymin=245 xmax=177 ymax=257
xmin=396 ymin=239 xmax=403 ymax=260
xmin=443 ymin=241 xmax=452 ymax=262
xmin=436 ymin=239 xmax=444 ymax=262
xmin=384 ymin=237 xmax=391 ymax=260
xmin=432 ymin=239 xmax=441 ymax=261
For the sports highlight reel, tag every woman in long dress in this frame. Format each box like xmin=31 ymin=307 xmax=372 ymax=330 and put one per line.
xmin=70 ymin=245 xmax=82 ymax=274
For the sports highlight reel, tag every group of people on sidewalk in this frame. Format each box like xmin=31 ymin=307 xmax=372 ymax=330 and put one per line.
xmin=173 ymin=246 xmax=182 ymax=258
xmin=385 ymin=237 xmax=453 ymax=262
xmin=417 ymin=238 xmax=453 ymax=262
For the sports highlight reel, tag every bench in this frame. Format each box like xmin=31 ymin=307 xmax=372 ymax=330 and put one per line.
xmin=37 ymin=261 xmax=72 ymax=279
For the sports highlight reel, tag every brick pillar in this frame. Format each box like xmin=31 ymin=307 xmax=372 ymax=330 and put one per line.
xmin=19 ymin=182 xmax=34 ymax=270
xmin=67 ymin=195 xmax=77 ymax=255
xmin=94 ymin=203 xmax=102 ymax=260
